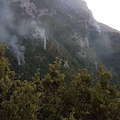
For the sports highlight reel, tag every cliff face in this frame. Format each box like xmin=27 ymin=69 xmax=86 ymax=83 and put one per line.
xmin=1 ymin=0 xmax=120 ymax=83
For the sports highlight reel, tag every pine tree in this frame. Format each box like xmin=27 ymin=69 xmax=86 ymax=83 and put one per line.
xmin=0 ymin=43 xmax=15 ymax=119
xmin=90 ymin=66 xmax=119 ymax=120
xmin=39 ymin=57 xmax=67 ymax=120
xmin=1 ymin=80 xmax=39 ymax=120
xmin=0 ymin=42 xmax=15 ymax=99
xmin=69 ymin=69 xmax=93 ymax=120
xmin=61 ymin=109 xmax=78 ymax=120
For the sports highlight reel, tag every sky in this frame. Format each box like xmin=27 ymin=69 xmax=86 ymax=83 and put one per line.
xmin=84 ymin=0 xmax=120 ymax=31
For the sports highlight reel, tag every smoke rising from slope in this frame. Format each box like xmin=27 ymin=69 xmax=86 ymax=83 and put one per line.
xmin=92 ymin=21 xmax=101 ymax=33
xmin=0 ymin=0 xmax=46 ymax=65
xmin=31 ymin=21 xmax=47 ymax=50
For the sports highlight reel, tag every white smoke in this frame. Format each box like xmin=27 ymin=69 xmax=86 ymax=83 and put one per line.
xmin=44 ymin=36 xmax=47 ymax=50
xmin=0 ymin=0 xmax=46 ymax=65
xmin=31 ymin=21 xmax=47 ymax=50
xmin=93 ymin=21 xmax=101 ymax=33
xmin=9 ymin=36 xmax=25 ymax=65
xmin=94 ymin=61 xmax=98 ymax=71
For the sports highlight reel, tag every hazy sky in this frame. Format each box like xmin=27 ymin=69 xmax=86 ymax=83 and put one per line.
xmin=84 ymin=0 xmax=120 ymax=31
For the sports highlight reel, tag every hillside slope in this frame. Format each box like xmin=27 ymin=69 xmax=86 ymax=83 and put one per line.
xmin=1 ymin=0 xmax=120 ymax=85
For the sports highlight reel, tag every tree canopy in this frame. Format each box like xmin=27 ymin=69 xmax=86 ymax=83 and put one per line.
xmin=0 ymin=43 xmax=120 ymax=120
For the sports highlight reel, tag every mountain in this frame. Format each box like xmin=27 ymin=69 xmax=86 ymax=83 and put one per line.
xmin=1 ymin=0 xmax=120 ymax=86
xmin=98 ymin=22 xmax=120 ymax=33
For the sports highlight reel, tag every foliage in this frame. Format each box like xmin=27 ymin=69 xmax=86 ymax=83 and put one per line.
xmin=69 ymin=69 xmax=93 ymax=119
xmin=1 ymin=43 xmax=120 ymax=120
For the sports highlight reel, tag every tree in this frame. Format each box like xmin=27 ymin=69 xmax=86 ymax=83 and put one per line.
xmin=90 ymin=66 xmax=119 ymax=120
xmin=69 ymin=69 xmax=93 ymax=120
xmin=1 ymin=80 xmax=39 ymax=120
xmin=38 ymin=57 xmax=67 ymax=120
xmin=0 ymin=42 xmax=120 ymax=120
xmin=61 ymin=109 xmax=80 ymax=120
xmin=0 ymin=42 xmax=15 ymax=99
xmin=0 ymin=43 xmax=15 ymax=119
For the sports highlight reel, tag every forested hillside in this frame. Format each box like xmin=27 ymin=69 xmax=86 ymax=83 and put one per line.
xmin=0 ymin=0 xmax=120 ymax=88
xmin=1 ymin=43 xmax=120 ymax=120
xmin=1 ymin=0 xmax=120 ymax=119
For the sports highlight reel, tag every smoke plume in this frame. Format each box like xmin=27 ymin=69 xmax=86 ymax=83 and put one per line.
xmin=31 ymin=21 xmax=47 ymax=50
xmin=92 ymin=21 xmax=101 ymax=33
xmin=0 ymin=0 xmax=46 ymax=65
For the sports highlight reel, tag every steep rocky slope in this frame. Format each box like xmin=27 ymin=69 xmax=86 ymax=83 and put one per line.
xmin=1 ymin=0 xmax=120 ymax=85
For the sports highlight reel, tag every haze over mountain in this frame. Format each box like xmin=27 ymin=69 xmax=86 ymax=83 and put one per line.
xmin=1 ymin=0 xmax=120 ymax=86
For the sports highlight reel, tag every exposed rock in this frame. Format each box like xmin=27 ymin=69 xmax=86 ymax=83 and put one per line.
xmin=63 ymin=61 xmax=70 ymax=69
xmin=73 ymin=33 xmax=89 ymax=48
xmin=84 ymin=37 xmax=89 ymax=47
xmin=78 ymin=38 xmax=84 ymax=48
xmin=12 ymin=0 xmax=37 ymax=18
xmin=77 ymin=49 xmax=86 ymax=59
xmin=38 ymin=8 xmax=52 ymax=18
xmin=12 ymin=0 xmax=57 ymax=18
xmin=32 ymin=29 xmax=41 ymax=39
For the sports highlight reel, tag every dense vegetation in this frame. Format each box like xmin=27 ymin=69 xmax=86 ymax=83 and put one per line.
xmin=1 ymin=43 xmax=120 ymax=120
xmin=0 ymin=1 xmax=120 ymax=119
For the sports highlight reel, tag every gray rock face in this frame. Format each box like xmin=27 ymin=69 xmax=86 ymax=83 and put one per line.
xmin=72 ymin=33 xmax=89 ymax=48
xmin=63 ymin=61 xmax=70 ymax=69
xmin=9 ymin=0 xmax=99 ymax=63
xmin=77 ymin=49 xmax=86 ymax=59
xmin=12 ymin=0 xmax=57 ymax=18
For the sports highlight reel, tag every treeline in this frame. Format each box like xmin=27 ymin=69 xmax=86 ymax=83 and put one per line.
xmin=0 ymin=43 xmax=120 ymax=120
